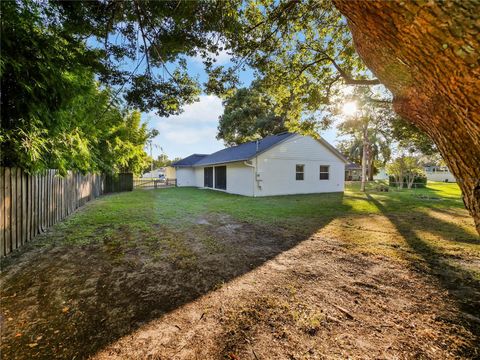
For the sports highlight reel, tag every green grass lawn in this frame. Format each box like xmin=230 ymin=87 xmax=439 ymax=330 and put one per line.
xmin=1 ymin=181 xmax=479 ymax=359
xmin=44 ymin=180 xmax=472 ymax=239
xmin=7 ymin=180 xmax=475 ymax=277
xmin=39 ymin=181 xmax=478 ymax=264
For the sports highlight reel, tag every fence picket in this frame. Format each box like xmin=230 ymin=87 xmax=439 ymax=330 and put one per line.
xmin=22 ymin=170 xmax=27 ymax=246
xmin=0 ymin=168 xmax=132 ymax=257
xmin=41 ymin=172 xmax=46 ymax=232
xmin=27 ymin=174 xmax=31 ymax=242
xmin=10 ymin=168 xmax=17 ymax=251
xmin=4 ymin=168 xmax=11 ymax=255
xmin=0 ymin=167 xmax=5 ymax=256
xmin=15 ymin=169 xmax=21 ymax=249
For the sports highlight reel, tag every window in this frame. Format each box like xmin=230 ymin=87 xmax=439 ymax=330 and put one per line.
xmin=320 ymin=165 xmax=329 ymax=180
xmin=204 ymin=167 xmax=213 ymax=188
xmin=214 ymin=166 xmax=227 ymax=190
xmin=296 ymin=164 xmax=304 ymax=180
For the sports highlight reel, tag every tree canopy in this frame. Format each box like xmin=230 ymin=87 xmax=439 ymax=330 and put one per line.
xmin=0 ymin=0 xmax=157 ymax=174
xmin=208 ymin=0 xmax=377 ymax=126
xmin=2 ymin=0 xmax=478 ymax=231
xmin=217 ymin=86 xmax=287 ymax=146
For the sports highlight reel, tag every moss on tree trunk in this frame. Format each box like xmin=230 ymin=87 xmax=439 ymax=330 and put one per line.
xmin=333 ymin=0 xmax=480 ymax=234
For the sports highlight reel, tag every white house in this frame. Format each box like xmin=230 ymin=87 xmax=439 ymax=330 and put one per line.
xmin=172 ymin=133 xmax=348 ymax=197
xmin=424 ymin=165 xmax=456 ymax=182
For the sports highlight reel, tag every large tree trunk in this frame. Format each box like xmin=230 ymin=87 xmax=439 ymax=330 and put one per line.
xmin=333 ymin=0 xmax=480 ymax=234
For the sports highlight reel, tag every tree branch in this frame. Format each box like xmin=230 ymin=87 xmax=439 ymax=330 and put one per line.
xmin=293 ymin=57 xmax=330 ymax=80
xmin=245 ymin=0 xmax=301 ymax=34
xmin=134 ymin=0 xmax=151 ymax=75
xmin=343 ymin=78 xmax=381 ymax=85
xmin=305 ymin=44 xmax=381 ymax=85
xmin=366 ymin=97 xmax=393 ymax=104
xmin=326 ymin=54 xmax=380 ymax=85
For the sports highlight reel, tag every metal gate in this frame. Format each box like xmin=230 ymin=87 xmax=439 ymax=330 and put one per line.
xmin=133 ymin=178 xmax=176 ymax=189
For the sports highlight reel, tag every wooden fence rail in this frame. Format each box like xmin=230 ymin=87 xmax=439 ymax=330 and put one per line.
xmin=0 ymin=168 xmax=133 ymax=257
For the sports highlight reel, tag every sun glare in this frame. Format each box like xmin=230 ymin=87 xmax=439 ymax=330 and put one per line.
xmin=342 ymin=101 xmax=357 ymax=116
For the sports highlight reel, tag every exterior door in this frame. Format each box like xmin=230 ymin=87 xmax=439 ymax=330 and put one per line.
xmin=214 ymin=166 xmax=227 ymax=190
xmin=204 ymin=167 xmax=213 ymax=188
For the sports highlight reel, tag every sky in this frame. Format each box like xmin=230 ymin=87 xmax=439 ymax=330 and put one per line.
xmin=142 ymin=51 xmax=340 ymax=160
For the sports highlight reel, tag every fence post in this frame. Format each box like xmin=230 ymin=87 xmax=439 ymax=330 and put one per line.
xmin=4 ymin=168 xmax=11 ymax=255
xmin=0 ymin=167 xmax=5 ymax=257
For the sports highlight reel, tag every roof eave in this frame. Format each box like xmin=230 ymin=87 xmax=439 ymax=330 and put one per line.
xmin=193 ymin=133 xmax=297 ymax=167
xmin=193 ymin=158 xmax=250 ymax=167
xmin=316 ymin=137 xmax=349 ymax=164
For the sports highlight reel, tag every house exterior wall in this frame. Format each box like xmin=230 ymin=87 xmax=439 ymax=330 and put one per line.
xmin=176 ymin=168 xmax=196 ymax=187
xmin=225 ymin=162 xmax=254 ymax=196
xmin=194 ymin=167 xmax=203 ymax=187
xmin=191 ymin=163 xmax=254 ymax=196
xmin=425 ymin=171 xmax=456 ymax=182
xmin=254 ymin=135 xmax=345 ymax=196
xmin=165 ymin=166 xmax=176 ymax=179
xmin=176 ymin=134 xmax=346 ymax=196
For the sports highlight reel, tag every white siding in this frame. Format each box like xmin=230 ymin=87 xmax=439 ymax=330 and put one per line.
xmin=192 ymin=163 xmax=254 ymax=196
xmin=225 ymin=162 xmax=254 ymax=196
xmin=426 ymin=171 xmax=456 ymax=182
xmin=176 ymin=168 xmax=196 ymax=187
xmin=165 ymin=166 xmax=176 ymax=179
xmin=254 ymin=135 xmax=345 ymax=196
xmin=177 ymin=134 xmax=346 ymax=196
xmin=194 ymin=167 xmax=203 ymax=187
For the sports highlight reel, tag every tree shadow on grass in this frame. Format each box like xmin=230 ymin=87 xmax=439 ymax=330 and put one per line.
xmin=407 ymin=209 xmax=480 ymax=245
xmin=0 ymin=194 xmax=344 ymax=360
xmin=366 ymin=194 xmax=480 ymax=335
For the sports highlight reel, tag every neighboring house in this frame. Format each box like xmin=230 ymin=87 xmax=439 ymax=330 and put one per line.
xmin=172 ymin=133 xmax=348 ymax=197
xmin=345 ymin=162 xmax=362 ymax=181
xmin=373 ymin=168 xmax=389 ymax=180
xmin=424 ymin=165 xmax=456 ymax=182
xmin=143 ymin=168 xmax=164 ymax=178
xmin=164 ymin=166 xmax=176 ymax=179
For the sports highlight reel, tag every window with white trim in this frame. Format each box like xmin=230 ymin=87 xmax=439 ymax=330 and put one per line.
xmin=296 ymin=164 xmax=304 ymax=180
xmin=319 ymin=165 xmax=329 ymax=180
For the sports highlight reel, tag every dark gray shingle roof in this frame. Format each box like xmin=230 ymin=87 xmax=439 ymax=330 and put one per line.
xmin=346 ymin=162 xmax=361 ymax=170
xmin=173 ymin=132 xmax=348 ymax=167
xmin=194 ymin=132 xmax=295 ymax=166
xmin=172 ymin=154 xmax=208 ymax=167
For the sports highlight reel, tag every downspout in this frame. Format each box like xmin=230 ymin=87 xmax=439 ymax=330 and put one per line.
xmin=243 ymin=160 xmax=256 ymax=197
xmin=244 ymin=139 xmax=260 ymax=197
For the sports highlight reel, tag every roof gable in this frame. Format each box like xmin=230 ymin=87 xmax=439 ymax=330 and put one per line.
xmin=172 ymin=133 xmax=348 ymax=167
xmin=316 ymin=137 xmax=349 ymax=163
xmin=193 ymin=132 xmax=295 ymax=166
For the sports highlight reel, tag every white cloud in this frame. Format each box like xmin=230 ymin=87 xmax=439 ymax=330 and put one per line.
xmin=191 ymin=50 xmax=231 ymax=65
xmin=164 ymin=127 xmax=218 ymax=145
xmin=144 ymin=95 xmax=225 ymax=158
xmin=190 ymin=40 xmax=232 ymax=65
xmin=148 ymin=95 xmax=223 ymax=126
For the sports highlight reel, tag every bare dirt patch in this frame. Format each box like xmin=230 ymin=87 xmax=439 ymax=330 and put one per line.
xmin=91 ymin=228 xmax=479 ymax=360
xmin=1 ymin=210 xmax=479 ymax=359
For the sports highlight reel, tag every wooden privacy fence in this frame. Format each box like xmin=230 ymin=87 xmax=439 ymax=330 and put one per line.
xmin=105 ymin=173 xmax=134 ymax=193
xmin=0 ymin=168 xmax=133 ymax=257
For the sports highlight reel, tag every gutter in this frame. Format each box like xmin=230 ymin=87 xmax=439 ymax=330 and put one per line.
xmin=243 ymin=160 xmax=256 ymax=197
